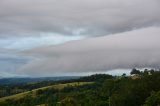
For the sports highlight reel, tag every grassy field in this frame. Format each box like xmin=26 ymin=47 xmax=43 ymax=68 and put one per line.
xmin=0 ymin=82 xmax=93 ymax=102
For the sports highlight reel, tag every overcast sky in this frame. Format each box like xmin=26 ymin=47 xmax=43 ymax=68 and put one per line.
xmin=0 ymin=0 xmax=160 ymax=77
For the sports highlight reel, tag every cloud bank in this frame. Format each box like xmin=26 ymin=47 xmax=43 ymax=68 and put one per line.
xmin=17 ymin=27 xmax=160 ymax=76
xmin=1 ymin=0 xmax=160 ymax=77
xmin=0 ymin=0 xmax=160 ymax=37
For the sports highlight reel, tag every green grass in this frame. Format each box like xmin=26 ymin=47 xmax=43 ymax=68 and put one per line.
xmin=0 ymin=82 xmax=93 ymax=102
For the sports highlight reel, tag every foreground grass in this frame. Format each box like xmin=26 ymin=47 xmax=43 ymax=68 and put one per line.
xmin=0 ymin=82 xmax=93 ymax=102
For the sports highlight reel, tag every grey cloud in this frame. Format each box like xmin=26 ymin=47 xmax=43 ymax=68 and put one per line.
xmin=0 ymin=49 xmax=31 ymax=77
xmin=16 ymin=27 xmax=160 ymax=76
xmin=0 ymin=0 xmax=160 ymax=37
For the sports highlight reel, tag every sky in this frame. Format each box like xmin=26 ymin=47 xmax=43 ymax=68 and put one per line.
xmin=0 ymin=0 xmax=160 ymax=77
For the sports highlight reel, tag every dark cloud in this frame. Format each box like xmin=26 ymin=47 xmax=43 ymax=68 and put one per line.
xmin=0 ymin=0 xmax=160 ymax=37
xmin=16 ymin=27 xmax=160 ymax=76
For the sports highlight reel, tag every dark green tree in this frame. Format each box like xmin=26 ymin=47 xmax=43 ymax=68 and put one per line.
xmin=130 ymin=68 xmax=141 ymax=75
xmin=144 ymin=91 xmax=160 ymax=106
xmin=57 ymin=97 xmax=79 ymax=106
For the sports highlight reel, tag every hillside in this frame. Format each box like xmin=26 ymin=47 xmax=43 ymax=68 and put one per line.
xmin=0 ymin=70 xmax=160 ymax=106
xmin=0 ymin=82 xmax=93 ymax=102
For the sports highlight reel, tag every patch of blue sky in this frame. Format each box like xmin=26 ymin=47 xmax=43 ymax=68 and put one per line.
xmin=0 ymin=33 xmax=84 ymax=51
xmin=0 ymin=51 xmax=31 ymax=77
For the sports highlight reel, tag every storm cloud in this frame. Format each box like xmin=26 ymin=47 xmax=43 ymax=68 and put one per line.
xmin=16 ymin=27 xmax=160 ymax=76
xmin=0 ymin=0 xmax=160 ymax=37
xmin=0 ymin=0 xmax=160 ymax=77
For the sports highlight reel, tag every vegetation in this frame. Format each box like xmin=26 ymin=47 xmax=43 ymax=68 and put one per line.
xmin=130 ymin=68 xmax=141 ymax=75
xmin=144 ymin=91 xmax=160 ymax=106
xmin=0 ymin=82 xmax=93 ymax=102
xmin=0 ymin=69 xmax=160 ymax=106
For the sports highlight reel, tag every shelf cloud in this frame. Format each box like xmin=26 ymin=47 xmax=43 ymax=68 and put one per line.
xmin=16 ymin=27 xmax=160 ymax=76
xmin=1 ymin=0 xmax=160 ymax=77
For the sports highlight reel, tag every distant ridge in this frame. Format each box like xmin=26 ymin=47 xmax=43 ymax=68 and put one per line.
xmin=0 ymin=76 xmax=80 ymax=85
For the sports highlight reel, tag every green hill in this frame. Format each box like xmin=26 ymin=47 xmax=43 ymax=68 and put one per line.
xmin=0 ymin=82 xmax=93 ymax=102
xmin=0 ymin=71 xmax=160 ymax=106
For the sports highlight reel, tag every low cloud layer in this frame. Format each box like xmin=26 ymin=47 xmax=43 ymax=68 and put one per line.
xmin=0 ymin=0 xmax=160 ymax=37
xmin=16 ymin=27 xmax=160 ymax=76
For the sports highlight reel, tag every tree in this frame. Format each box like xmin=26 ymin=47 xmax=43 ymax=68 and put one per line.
xmin=122 ymin=73 xmax=126 ymax=77
xmin=57 ymin=97 xmax=79 ymax=106
xmin=144 ymin=91 xmax=160 ymax=106
xmin=130 ymin=68 xmax=141 ymax=75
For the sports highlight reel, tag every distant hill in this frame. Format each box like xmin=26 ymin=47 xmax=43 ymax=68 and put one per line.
xmin=0 ymin=76 xmax=80 ymax=85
